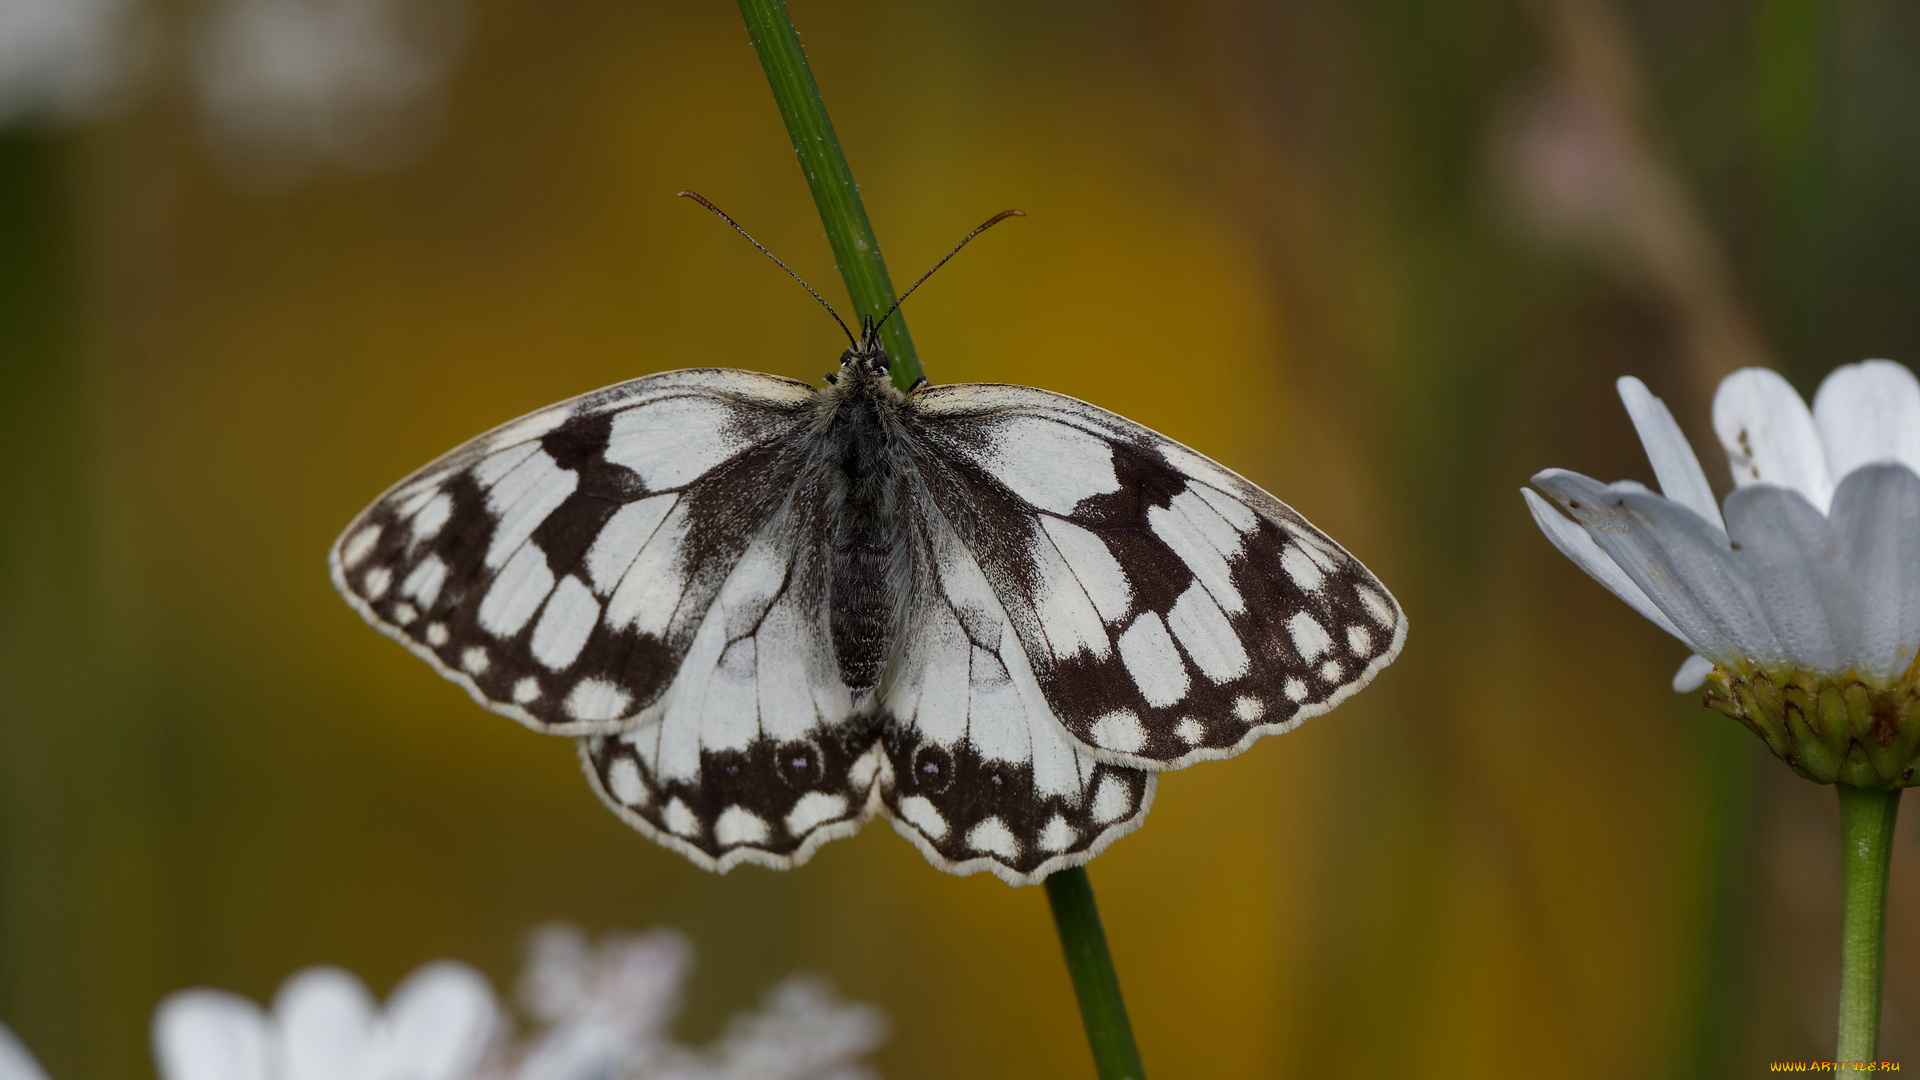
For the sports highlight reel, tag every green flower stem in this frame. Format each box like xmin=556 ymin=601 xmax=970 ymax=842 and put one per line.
xmin=1836 ymin=783 xmax=1900 ymax=1069
xmin=1045 ymin=868 xmax=1146 ymax=1080
xmin=732 ymin=0 xmax=922 ymax=390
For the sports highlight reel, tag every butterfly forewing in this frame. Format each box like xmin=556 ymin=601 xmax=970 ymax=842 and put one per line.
xmin=330 ymin=370 xmax=819 ymax=734
xmin=907 ymin=384 xmax=1406 ymax=768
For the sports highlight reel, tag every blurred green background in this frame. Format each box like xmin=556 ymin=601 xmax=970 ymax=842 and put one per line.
xmin=5 ymin=0 xmax=1920 ymax=1075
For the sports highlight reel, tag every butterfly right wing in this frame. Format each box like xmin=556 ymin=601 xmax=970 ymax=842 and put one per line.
xmin=330 ymin=369 xmax=820 ymax=736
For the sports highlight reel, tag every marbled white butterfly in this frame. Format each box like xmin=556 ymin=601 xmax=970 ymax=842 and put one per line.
xmin=331 ymin=209 xmax=1405 ymax=885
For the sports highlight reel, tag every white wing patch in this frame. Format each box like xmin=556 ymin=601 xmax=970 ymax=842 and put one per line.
xmin=1165 ymin=581 xmax=1248 ymax=683
xmin=1117 ymin=613 xmax=1189 ymax=708
xmin=605 ymin=395 xmax=752 ymax=490
xmin=973 ymin=414 xmax=1120 ymax=514
xmin=531 ymin=575 xmax=600 ymax=670
xmin=1039 ymin=516 xmax=1131 ymax=621
xmin=604 ymin=499 xmax=692 ymax=637
xmin=583 ymin=494 xmax=675 ymax=592
xmin=479 ymin=545 xmax=554 ymax=639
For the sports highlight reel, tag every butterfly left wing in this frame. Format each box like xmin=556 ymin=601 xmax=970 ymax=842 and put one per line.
xmin=330 ymin=369 xmax=819 ymax=735
xmin=905 ymin=383 xmax=1405 ymax=770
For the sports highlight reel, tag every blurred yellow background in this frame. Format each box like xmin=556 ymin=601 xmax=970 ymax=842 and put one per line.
xmin=5 ymin=0 xmax=1920 ymax=1076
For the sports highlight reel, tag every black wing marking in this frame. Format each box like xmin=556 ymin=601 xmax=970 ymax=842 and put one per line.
xmin=578 ymin=722 xmax=882 ymax=874
xmin=330 ymin=369 xmax=819 ymax=735
xmin=906 ymin=383 xmax=1405 ymax=769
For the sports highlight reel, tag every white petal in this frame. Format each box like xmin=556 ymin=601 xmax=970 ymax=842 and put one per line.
xmin=1812 ymin=359 xmax=1920 ymax=481
xmin=1531 ymin=469 xmax=1781 ymax=666
xmin=511 ymin=1019 xmax=631 ymax=1080
xmin=1829 ymin=463 xmax=1920 ymax=681
xmin=0 ymin=1023 xmax=50 ymax=1080
xmin=1672 ymin=654 xmax=1715 ymax=692
xmin=372 ymin=962 xmax=499 ymax=1080
xmin=274 ymin=968 xmax=376 ymax=1080
xmin=1722 ymin=484 xmax=1861 ymax=674
xmin=1616 ymin=376 xmax=1724 ymax=531
xmin=517 ymin=923 xmax=594 ymax=1025
xmin=1521 ymin=488 xmax=1688 ymax=642
xmin=152 ymin=991 xmax=273 ymax=1080
xmin=1712 ymin=367 xmax=1834 ymax=512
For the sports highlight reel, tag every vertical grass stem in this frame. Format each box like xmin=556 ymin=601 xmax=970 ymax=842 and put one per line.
xmin=729 ymin=4 xmax=1143 ymax=1072
xmin=732 ymin=0 xmax=922 ymax=389
xmin=1046 ymin=867 xmax=1147 ymax=1080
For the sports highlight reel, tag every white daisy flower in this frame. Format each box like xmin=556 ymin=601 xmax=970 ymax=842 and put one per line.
xmin=0 ymin=1020 xmax=51 ymax=1080
xmin=152 ymin=960 xmax=499 ymax=1080
xmin=1524 ymin=360 xmax=1920 ymax=787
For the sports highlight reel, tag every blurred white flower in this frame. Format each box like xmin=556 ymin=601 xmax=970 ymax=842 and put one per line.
xmin=699 ymin=976 xmax=885 ymax=1080
xmin=1525 ymin=361 xmax=1920 ymax=786
xmin=0 ymin=0 xmax=464 ymax=190
xmin=0 ymin=0 xmax=140 ymax=124
xmin=0 ymin=1020 xmax=51 ymax=1080
xmin=153 ymin=960 xmax=499 ymax=1080
xmin=502 ymin=925 xmax=694 ymax=1080
xmin=496 ymin=924 xmax=886 ymax=1080
xmin=191 ymin=0 xmax=464 ymax=188
xmin=126 ymin=926 xmax=882 ymax=1080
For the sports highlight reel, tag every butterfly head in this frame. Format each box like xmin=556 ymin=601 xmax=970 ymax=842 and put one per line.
xmin=827 ymin=316 xmax=895 ymax=390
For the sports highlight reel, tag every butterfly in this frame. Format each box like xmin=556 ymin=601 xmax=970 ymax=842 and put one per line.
xmin=330 ymin=204 xmax=1405 ymax=886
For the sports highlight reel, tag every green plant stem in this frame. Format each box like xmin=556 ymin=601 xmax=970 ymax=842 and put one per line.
xmin=1836 ymin=784 xmax=1900 ymax=1070
xmin=732 ymin=0 xmax=921 ymax=389
xmin=1045 ymin=868 xmax=1146 ymax=1080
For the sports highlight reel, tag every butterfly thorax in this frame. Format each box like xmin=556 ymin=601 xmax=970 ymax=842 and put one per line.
xmin=819 ymin=338 xmax=912 ymax=701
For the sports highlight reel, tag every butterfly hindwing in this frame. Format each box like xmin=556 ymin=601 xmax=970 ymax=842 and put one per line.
xmin=330 ymin=370 xmax=819 ymax=735
xmin=576 ymin=489 xmax=886 ymax=871
xmin=875 ymin=489 xmax=1155 ymax=885
xmin=907 ymin=383 xmax=1406 ymax=769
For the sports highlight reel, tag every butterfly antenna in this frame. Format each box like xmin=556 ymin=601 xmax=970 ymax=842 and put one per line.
xmin=874 ymin=209 xmax=1026 ymax=332
xmin=677 ymin=190 xmax=857 ymax=347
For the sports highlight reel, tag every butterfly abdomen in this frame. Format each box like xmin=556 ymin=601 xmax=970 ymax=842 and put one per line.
xmin=823 ymin=385 xmax=909 ymax=698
